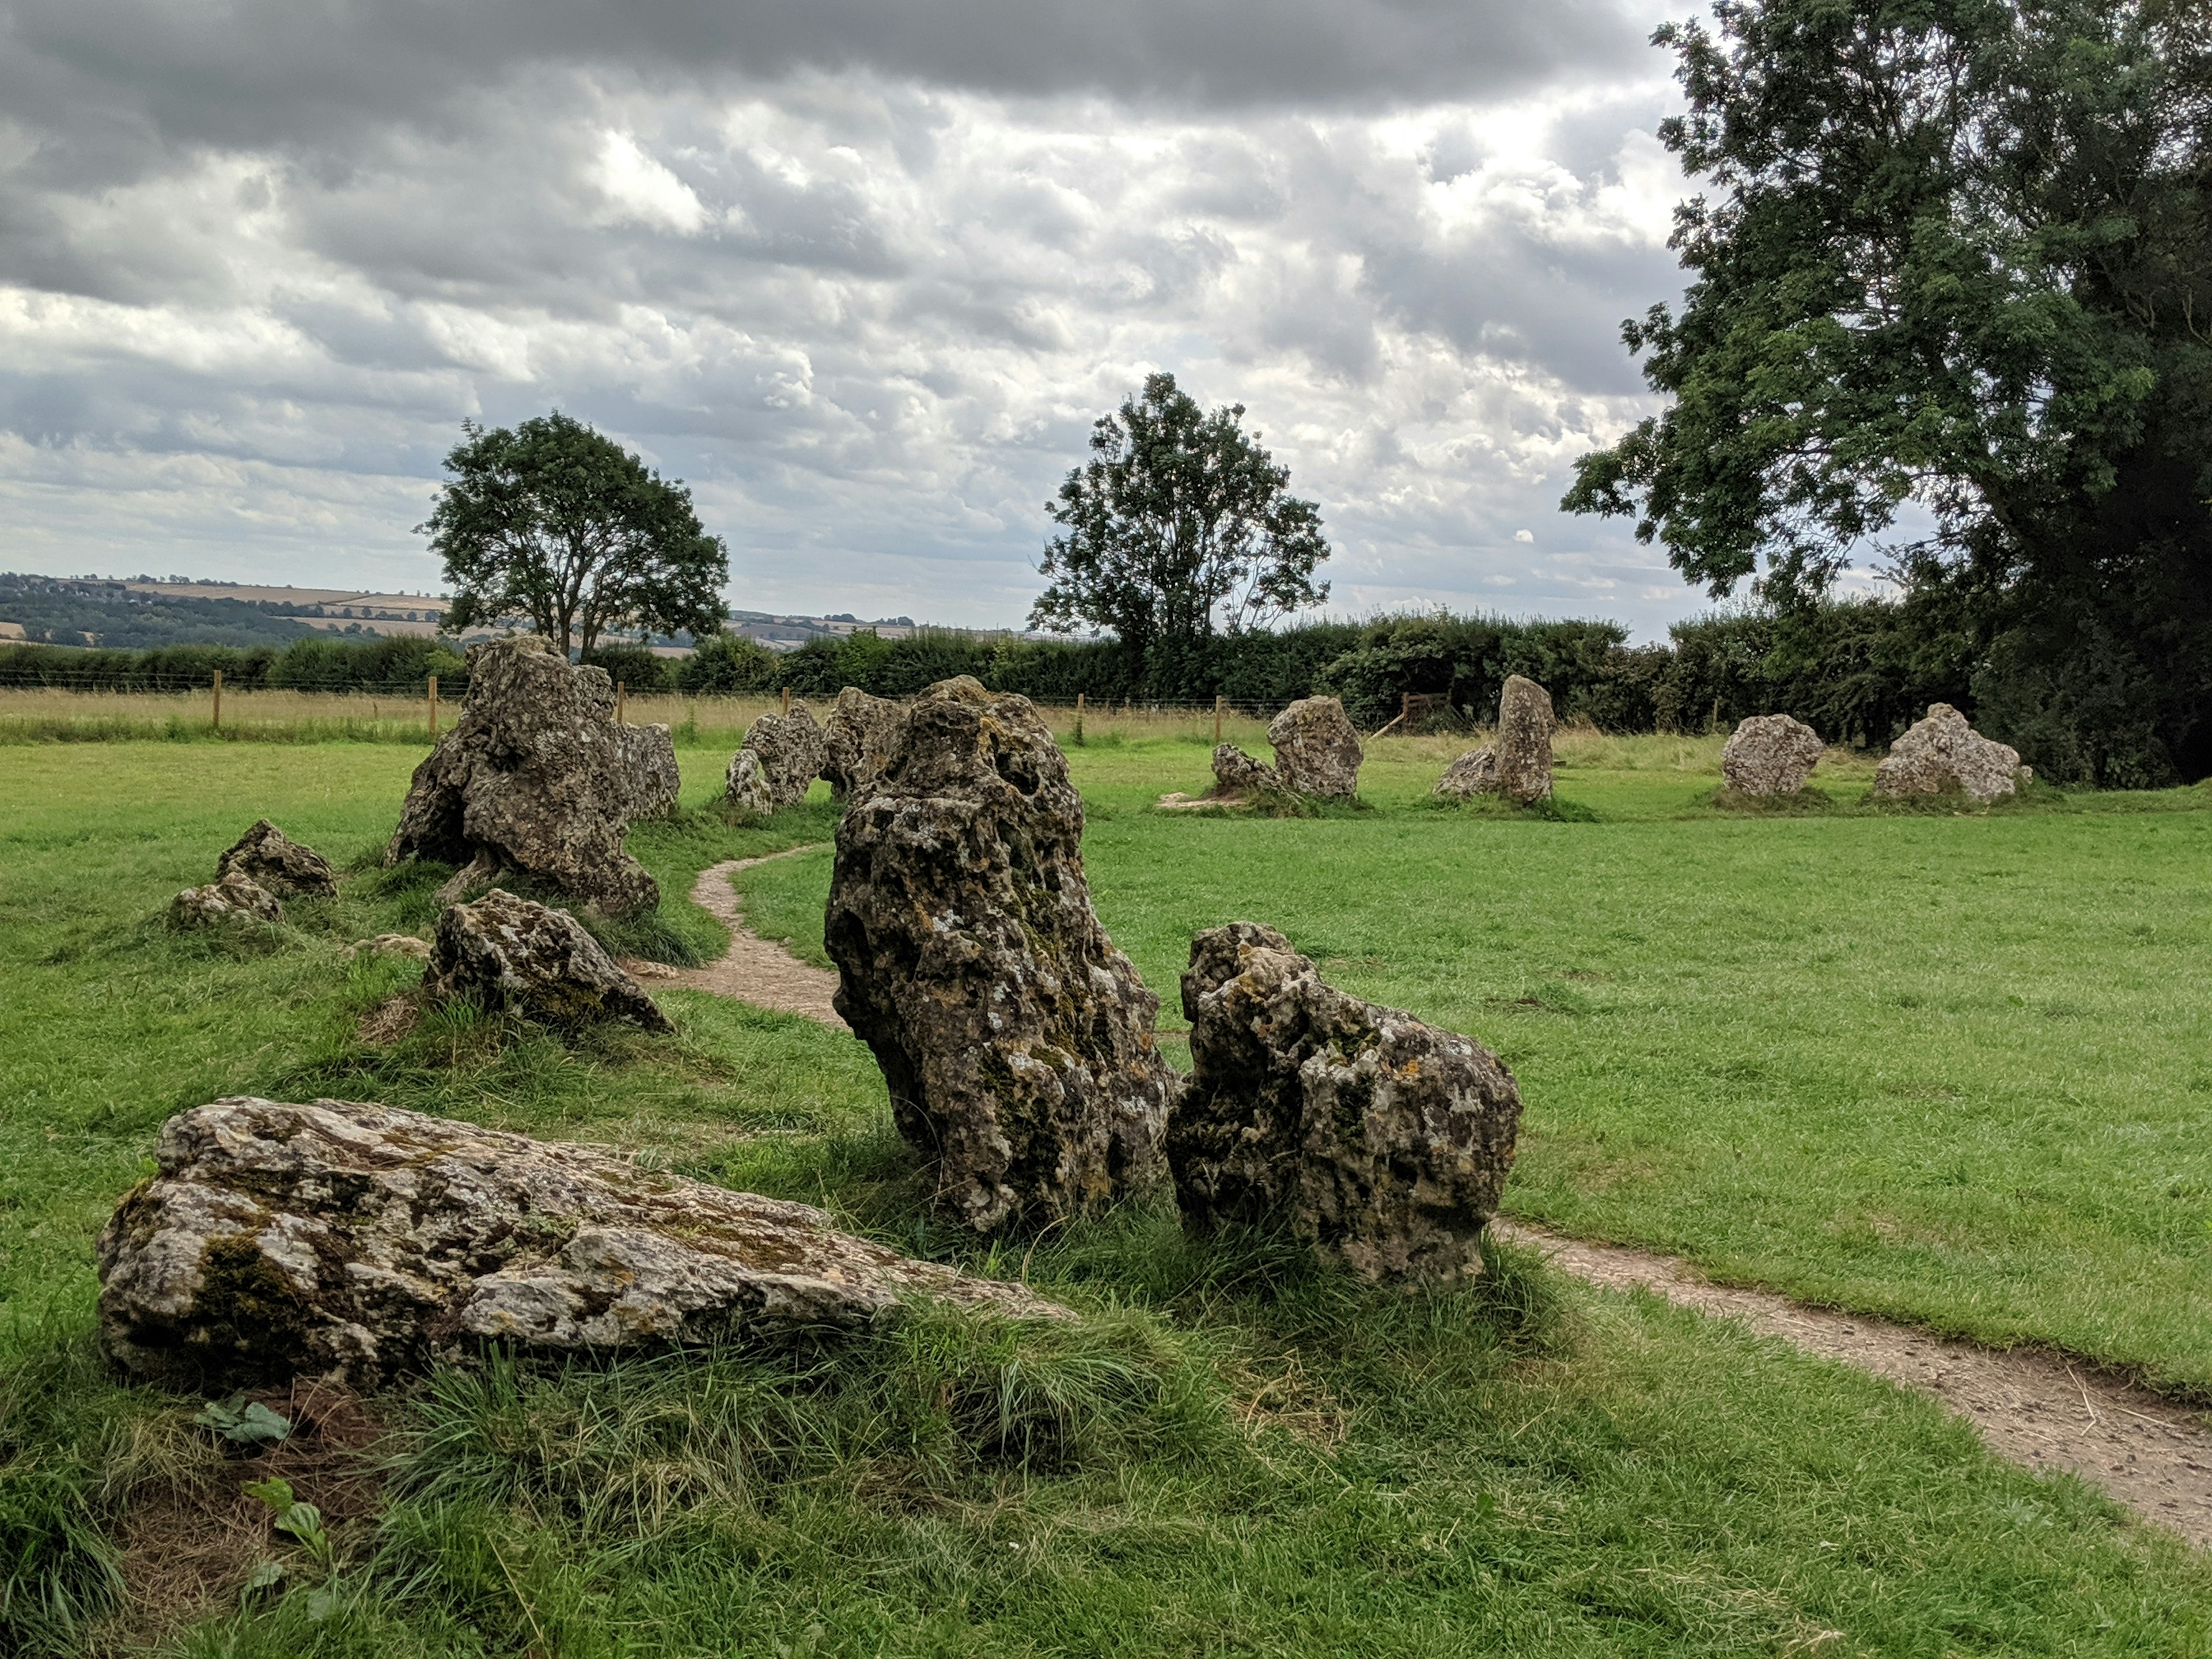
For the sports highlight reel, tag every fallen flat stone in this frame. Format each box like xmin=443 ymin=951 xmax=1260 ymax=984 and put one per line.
xmin=385 ymin=636 xmax=661 ymax=916
xmin=825 ymin=677 xmax=1174 ymax=1233
xmin=729 ymin=704 xmax=825 ymax=811
xmin=425 ymin=888 xmax=674 ymax=1033
xmin=1266 ymin=697 xmax=1363 ymax=799
xmin=1169 ymin=922 xmax=1521 ymax=1281
xmin=1874 ymin=703 xmax=2022 ymax=803
xmin=217 ymin=820 xmax=338 ymax=898
xmin=170 ymin=872 xmax=282 ymax=929
xmin=96 ymin=1096 xmax=1070 ymax=1389
xmin=821 ymin=687 xmax=904 ymax=801
xmin=1722 ymin=714 xmax=1827 ymax=796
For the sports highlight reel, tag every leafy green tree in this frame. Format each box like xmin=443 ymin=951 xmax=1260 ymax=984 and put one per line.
xmin=422 ymin=413 xmax=729 ymax=658
xmin=1030 ymin=374 xmax=1331 ymax=684
xmin=1565 ymin=1 xmax=2212 ymax=782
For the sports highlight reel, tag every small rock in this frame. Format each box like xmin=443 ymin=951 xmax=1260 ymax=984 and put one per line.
xmin=1721 ymin=714 xmax=1827 ymax=796
xmin=170 ymin=872 xmax=282 ymax=929
xmin=825 ymin=677 xmax=1174 ymax=1233
xmin=1873 ymin=703 xmax=2023 ymax=803
xmin=1493 ymin=675 xmax=1555 ymax=803
xmin=729 ymin=704 xmax=825 ymax=811
xmin=724 ymin=749 xmax=775 ymax=816
xmin=217 ymin=820 xmax=338 ymax=898
xmin=1169 ymin=923 xmax=1521 ymax=1282
xmin=1211 ymin=743 xmax=1283 ymax=798
xmin=424 ymin=889 xmax=674 ymax=1033
xmin=96 ymin=1096 xmax=1070 ymax=1389
xmin=340 ymin=934 xmax=432 ymax=963
xmin=1266 ymin=698 xmax=1363 ymax=799
xmin=1434 ymin=747 xmax=1498 ymax=800
xmin=385 ymin=636 xmax=661 ymax=916
xmin=821 ymin=687 xmax=905 ymax=800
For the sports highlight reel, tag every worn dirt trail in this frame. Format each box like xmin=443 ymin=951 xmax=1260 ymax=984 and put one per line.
xmin=666 ymin=853 xmax=2212 ymax=1549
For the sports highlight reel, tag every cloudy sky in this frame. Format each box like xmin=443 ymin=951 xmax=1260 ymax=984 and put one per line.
xmin=0 ymin=0 xmax=1717 ymax=636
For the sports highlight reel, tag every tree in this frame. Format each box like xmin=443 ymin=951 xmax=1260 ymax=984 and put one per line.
xmin=1029 ymin=374 xmax=1330 ymax=685
xmin=1564 ymin=1 xmax=2212 ymax=783
xmin=422 ymin=412 xmax=730 ymax=658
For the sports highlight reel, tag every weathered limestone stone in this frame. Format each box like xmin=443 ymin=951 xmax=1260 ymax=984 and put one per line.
xmin=217 ymin=820 xmax=338 ymax=897
xmin=340 ymin=934 xmax=432 ymax=963
xmin=1264 ymin=697 xmax=1363 ymax=799
xmin=1722 ymin=714 xmax=1826 ymax=796
xmin=724 ymin=750 xmax=775 ymax=816
xmin=385 ymin=637 xmax=660 ymax=915
xmin=1168 ymin=923 xmax=1522 ymax=1282
xmin=1211 ymin=743 xmax=1283 ymax=798
xmin=1434 ymin=747 xmax=1498 ymax=800
xmin=96 ymin=1096 xmax=1070 ymax=1389
xmin=825 ymin=676 xmax=1174 ymax=1233
xmin=1874 ymin=703 xmax=2023 ymax=803
xmin=1493 ymin=675 xmax=1555 ymax=803
xmin=728 ymin=704 xmax=825 ymax=812
xmin=170 ymin=872 xmax=282 ymax=929
xmin=616 ymin=725 xmax=682 ymax=820
xmin=821 ymin=687 xmax=905 ymax=800
xmin=425 ymin=888 xmax=675 ymax=1033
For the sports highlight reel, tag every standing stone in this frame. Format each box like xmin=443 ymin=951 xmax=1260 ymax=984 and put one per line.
xmin=724 ymin=751 xmax=775 ymax=816
xmin=1266 ymin=697 xmax=1363 ymax=799
xmin=1493 ymin=675 xmax=1555 ymax=803
xmin=1721 ymin=714 xmax=1826 ymax=796
xmin=1211 ymin=743 xmax=1283 ymax=798
xmin=425 ymin=888 xmax=675 ymax=1033
xmin=384 ymin=637 xmax=660 ymax=915
xmin=615 ymin=726 xmax=682 ymax=820
xmin=1433 ymin=747 xmax=1498 ymax=800
xmin=727 ymin=704 xmax=825 ymax=812
xmin=821 ymin=687 xmax=904 ymax=800
xmin=96 ymin=1096 xmax=1069 ymax=1391
xmin=1169 ymin=923 xmax=1521 ymax=1282
xmin=1873 ymin=704 xmax=2024 ymax=803
xmin=825 ymin=677 xmax=1174 ymax=1233
xmin=170 ymin=872 xmax=283 ymax=929
xmin=217 ymin=821 xmax=338 ymax=897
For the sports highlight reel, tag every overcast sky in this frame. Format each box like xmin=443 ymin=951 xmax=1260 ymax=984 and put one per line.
xmin=0 ymin=0 xmax=1720 ymax=637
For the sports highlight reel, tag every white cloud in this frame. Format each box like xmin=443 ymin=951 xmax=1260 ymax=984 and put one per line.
xmin=589 ymin=131 xmax=710 ymax=234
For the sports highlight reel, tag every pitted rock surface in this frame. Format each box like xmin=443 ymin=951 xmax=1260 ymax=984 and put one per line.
xmin=1210 ymin=743 xmax=1283 ymax=798
xmin=384 ymin=637 xmax=660 ymax=915
xmin=95 ymin=1096 xmax=1069 ymax=1389
xmin=170 ymin=872 xmax=282 ymax=929
xmin=617 ymin=725 xmax=682 ymax=820
xmin=218 ymin=820 xmax=338 ymax=897
xmin=1434 ymin=747 xmax=1498 ymax=800
xmin=724 ymin=750 xmax=775 ymax=816
xmin=425 ymin=888 xmax=674 ymax=1033
xmin=825 ymin=676 xmax=1174 ymax=1233
xmin=1874 ymin=704 xmax=2022 ymax=803
xmin=1493 ymin=675 xmax=1555 ymax=802
xmin=821 ymin=687 xmax=905 ymax=800
xmin=1722 ymin=714 xmax=1826 ymax=796
xmin=730 ymin=704 xmax=825 ymax=811
xmin=1265 ymin=698 xmax=1363 ymax=799
xmin=1169 ymin=923 xmax=1521 ymax=1281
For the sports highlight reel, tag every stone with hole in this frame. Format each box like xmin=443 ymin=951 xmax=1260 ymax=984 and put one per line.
xmin=425 ymin=888 xmax=674 ymax=1033
xmin=384 ymin=636 xmax=661 ymax=915
xmin=217 ymin=820 xmax=338 ymax=898
xmin=1873 ymin=703 xmax=2023 ymax=803
xmin=1169 ymin=922 xmax=1521 ymax=1282
xmin=825 ymin=676 xmax=1175 ymax=1233
xmin=1722 ymin=714 xmax=1826 ymax=797
xmin=96 ymin=1096 xmax=1070 ymax=1389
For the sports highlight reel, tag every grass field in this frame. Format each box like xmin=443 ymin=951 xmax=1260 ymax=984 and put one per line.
xmin=3 ymin=731 xmax=2211 ymax=1655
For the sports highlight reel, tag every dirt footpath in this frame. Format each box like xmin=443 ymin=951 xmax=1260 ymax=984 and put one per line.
xmin=666 ymin=851 xmax=2212 ymax=1550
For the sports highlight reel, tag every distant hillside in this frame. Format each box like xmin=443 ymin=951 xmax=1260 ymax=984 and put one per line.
xmin=0 ymin=575 xmax=380 ymax=650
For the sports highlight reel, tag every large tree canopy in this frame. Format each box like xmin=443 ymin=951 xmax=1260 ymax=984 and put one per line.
xmin=1029 ymin=374 xmax=1330 ymax=674
xmin=423 ymin=413 xmax=729 ymax=658
xmin=1565 ymin=0 xmax=2212 ymax=783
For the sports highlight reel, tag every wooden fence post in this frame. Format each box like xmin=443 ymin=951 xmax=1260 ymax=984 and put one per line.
xmin=1074 ymin=691 xmax=1085 ymax=745
xmin=211 ymin=668 xmax=222 ymax=732
xmin=1401 ymin=690 xmax=1411 ymax=732
xmin=427 ymin=675 xmax=438 ymax=738
xmin=1214 ymin=692 xmax=1223 ymax=745
xmin=616 ymin=681 xmax=627 ymax=724
xmin=781 ymin=685 xmax=791 ymax=717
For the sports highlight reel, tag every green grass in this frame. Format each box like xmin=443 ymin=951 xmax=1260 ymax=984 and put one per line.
xmin=3 ymin=736 xmax=2212 ymax=1654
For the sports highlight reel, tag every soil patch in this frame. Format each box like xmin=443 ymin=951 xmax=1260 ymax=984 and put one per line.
xmin=629 ymin=848 xmax=847 ymax=1028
